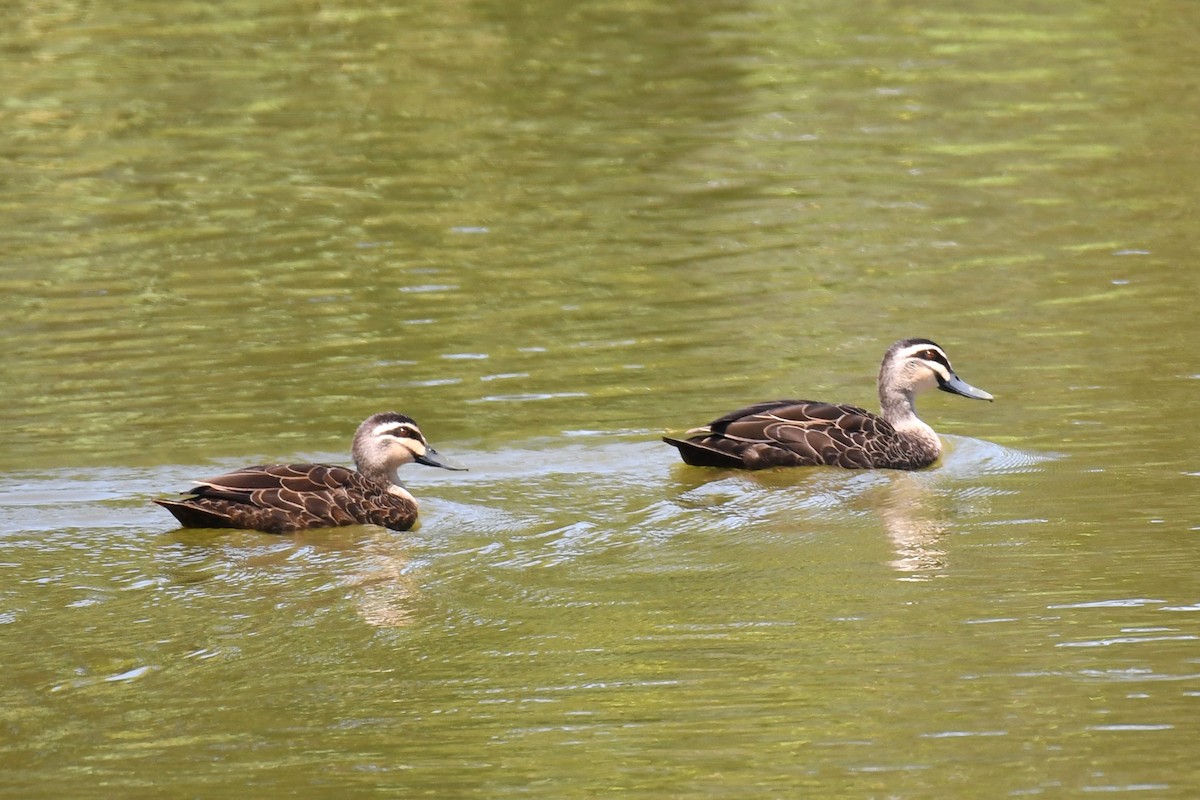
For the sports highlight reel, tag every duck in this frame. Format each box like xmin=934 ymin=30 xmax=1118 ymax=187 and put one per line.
xmin=663 ymin=338 xmax=992 ymax=470
xmin=154 ymin=412 xmax=465 ymax=533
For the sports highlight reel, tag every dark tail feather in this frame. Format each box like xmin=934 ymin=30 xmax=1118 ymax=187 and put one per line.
xmin=662 ymin=436 xmax=745 ymax=469
xmin=153 ymin=498 xmax=238 ymax=529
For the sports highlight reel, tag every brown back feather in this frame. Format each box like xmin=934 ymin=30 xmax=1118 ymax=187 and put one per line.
xmin=159 ymin=463 xmax=418 ymax=533
xmin=669 ymin=400 xmax=935 ymax=470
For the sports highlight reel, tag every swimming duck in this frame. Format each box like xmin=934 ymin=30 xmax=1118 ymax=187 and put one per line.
xmin=154 ymin=412 xmax=465 ymax=533
xmin=663 ymin=338 xmax=992 ymax=470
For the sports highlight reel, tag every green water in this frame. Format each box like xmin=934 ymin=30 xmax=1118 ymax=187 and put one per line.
xmin=2 ymin=0 xmax=1197 ymax=797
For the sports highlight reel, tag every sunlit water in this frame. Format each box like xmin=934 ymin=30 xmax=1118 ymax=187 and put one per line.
xmin=2 ymin=0 xmax=1198 ymax=797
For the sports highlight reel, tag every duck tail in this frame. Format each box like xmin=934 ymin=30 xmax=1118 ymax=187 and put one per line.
xmin=153 ymin=498 xmax=239 ymax=530
xmin=662 ymin=436 xmax=745 ymax=469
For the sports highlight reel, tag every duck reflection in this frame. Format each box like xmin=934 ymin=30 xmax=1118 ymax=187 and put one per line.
xmin=667 ymin=464 xmax=959 ymax=580
xmin=157 ymin=526 xmax=420 ymax=628
xmin=341 ymin=533 xmax=422 ymax=628
xmin=871 ymin=473 xmax=949 ymax=578
xmin=271 ymin=528 xmax=424 ymax=628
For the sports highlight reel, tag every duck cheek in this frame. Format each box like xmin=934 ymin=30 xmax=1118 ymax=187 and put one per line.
xmin=911 ymin=369 xmax=938 ymax=393
xmin=392 ymin=443 xmax=420 ymax=465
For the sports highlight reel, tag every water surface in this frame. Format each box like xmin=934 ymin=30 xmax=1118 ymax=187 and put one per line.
xmin=2 ymin=0 xmax=1197 ymax=797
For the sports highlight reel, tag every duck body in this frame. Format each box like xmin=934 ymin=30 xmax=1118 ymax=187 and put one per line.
xmin=663 ymin=339 xmax=992 ymax=471
xmin=664 ymin=399 xmax=940 ymax=470
xmin=154 ymin=412 xmax=465 ymax=533
xmin=154 ymin=463 xmax=420 ymax=533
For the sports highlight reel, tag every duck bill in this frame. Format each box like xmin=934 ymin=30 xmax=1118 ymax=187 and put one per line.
xmin=415 ymin=446 xmax=468 ymax=471
xmin=939 ymin=373 xmax=994 ymax=402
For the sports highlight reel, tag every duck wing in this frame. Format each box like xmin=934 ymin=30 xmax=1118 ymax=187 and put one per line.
xmin=156 ymin=463 xmax=412 ymax=533
xmin=667 ymin=400 xmax=895 ymax=469
xmin=192 ymin=463 xmax=360 ymax=499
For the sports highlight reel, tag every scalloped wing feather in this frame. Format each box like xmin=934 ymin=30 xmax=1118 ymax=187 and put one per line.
xmin=160 ymin=463 xmax=418 ymax=533
xmin=668 ymin=400 xmax=935 ymax=470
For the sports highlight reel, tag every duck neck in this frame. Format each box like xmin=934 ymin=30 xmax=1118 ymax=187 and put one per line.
xmin=356 ymin=459 xmax=400 ymax=487
xmin=879 ymin=385 xmax=940 ymax=452
xmin=386 ymin=482 xmax=417 ymax=503
xmin=357 ymin=461 xmax=417 ymax=503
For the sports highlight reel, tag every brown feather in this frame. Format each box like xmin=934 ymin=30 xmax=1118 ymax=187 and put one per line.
xmin=664 ymin=400 xmax=935 ymax=470
xmin=155 ymin=463 xmax=418 ymax=534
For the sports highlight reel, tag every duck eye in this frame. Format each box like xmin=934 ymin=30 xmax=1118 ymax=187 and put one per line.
xmin=918 ymin=349 xmax=944 ymax=365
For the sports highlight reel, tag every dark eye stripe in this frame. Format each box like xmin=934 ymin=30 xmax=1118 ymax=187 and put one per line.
xmin=918 ymin=349 xmax=951 ymax=369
